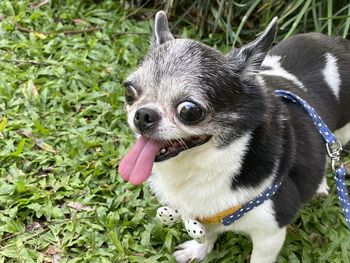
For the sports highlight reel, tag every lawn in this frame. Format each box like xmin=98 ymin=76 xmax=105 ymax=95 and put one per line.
xmin=0 ymin=1 xmax=349 ymax=262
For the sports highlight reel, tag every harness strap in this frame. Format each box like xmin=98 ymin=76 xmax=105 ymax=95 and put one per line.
xmin=198 ymin=205 xmax=242 ymax=224
xmin=274 ymin=89 xmax=350 ymax=228
xmin=221 ymin=176 xmax=283 ymax=226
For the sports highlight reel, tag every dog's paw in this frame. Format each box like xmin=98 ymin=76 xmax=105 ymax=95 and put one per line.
xmin=184 ymin=219 xmax=206 ymax=243
xmin=156 ymin=206 xmax=180 ymax=226
xmin=174 ymin=240 xmax=214 ymax=263
xmin=316 ymin=177 xmax=330 ymax=196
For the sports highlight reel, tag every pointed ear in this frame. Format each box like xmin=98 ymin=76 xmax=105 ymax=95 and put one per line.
xmin=228 ymin=17 xmax=278 ymax=75
xmin=153 ymin=11 xmax=174 ymax=47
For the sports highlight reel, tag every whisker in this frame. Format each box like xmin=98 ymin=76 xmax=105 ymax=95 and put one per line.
xmin=168 ymin=139 xmax=175 ymax=148
xmin=178 ymin=137 xmax=188 ymax=150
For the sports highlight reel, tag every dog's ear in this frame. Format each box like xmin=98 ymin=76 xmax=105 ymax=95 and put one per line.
xmin=227 ymin=17 xmax=278 ymax=75
xmin=152 ymin=11 xmax=174 ymax=47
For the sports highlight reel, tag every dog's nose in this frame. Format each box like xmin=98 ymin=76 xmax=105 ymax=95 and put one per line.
xmin=134 ymin=108 xmax=160 ymax=132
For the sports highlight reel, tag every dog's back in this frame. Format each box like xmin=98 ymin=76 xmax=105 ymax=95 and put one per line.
xmin=261 ymin=33 xmax=350 ymax=129
xmin=258 ymin=33 xmax=350 ymax=226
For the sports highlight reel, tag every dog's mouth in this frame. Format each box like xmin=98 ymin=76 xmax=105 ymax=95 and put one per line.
xmin=118 ymin=135 xmax=211 ymax=185
xmin=155 ymin=135 xmax=211 ymax=162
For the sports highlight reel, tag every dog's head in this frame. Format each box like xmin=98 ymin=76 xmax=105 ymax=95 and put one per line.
xmin=119 ymin=11 xmax=277 ymax=185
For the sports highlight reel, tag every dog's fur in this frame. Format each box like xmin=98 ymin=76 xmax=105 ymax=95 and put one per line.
xmin=123 ymin=11 xmax=350 ymax=262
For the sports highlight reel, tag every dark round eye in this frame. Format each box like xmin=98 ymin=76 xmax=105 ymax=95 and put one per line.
xmin=124 ymin=84 xmax=137 ymax=105
xmin=177 ymin=101 xmax=204 ymax=124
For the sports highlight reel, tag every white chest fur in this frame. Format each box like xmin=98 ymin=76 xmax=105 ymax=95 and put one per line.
xmin=149 ymin=133 xmax=276 ymax=219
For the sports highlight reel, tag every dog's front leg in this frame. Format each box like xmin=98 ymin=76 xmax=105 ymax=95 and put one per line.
xmin=250 ymin=226 xmax=286 ymax=263
xmin=173 ymin=219 xmax=219 ymax=263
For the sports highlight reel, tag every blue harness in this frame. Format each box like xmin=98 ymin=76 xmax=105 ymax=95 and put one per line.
xmin=222 ymin=90 xmax=350 ymax=229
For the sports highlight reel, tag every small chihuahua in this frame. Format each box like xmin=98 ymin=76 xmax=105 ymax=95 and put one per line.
xmin=119 ymin=11 xmax=350 ymax=263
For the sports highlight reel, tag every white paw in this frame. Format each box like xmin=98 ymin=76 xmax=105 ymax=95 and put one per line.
xmin=174 ymin=240 xmax=214 ymax=263
xmin=156 ymin=206 xmax=180 ymax=226
xmin=316 ymin=177 xmax=329 ymax=196
xmin=184 ymin=219 xmax=206 ymax=243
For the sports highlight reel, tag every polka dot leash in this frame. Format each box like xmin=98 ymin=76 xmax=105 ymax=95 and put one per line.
xmin=221 ymin=176 xmax=283 ymax=226
xmin=274 ymin=89 xmax=350 ymax=229
xmin=334 ymin=166 xmax=350 ymax=228
xmin=274 ymin=90 xmax=336 ymax=144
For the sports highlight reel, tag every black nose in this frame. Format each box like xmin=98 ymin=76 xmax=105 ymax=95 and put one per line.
xmin=134 ymin=108 xmax=160 ymax=132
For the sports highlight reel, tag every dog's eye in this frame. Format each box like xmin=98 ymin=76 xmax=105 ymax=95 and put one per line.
xmin=124 ymin=84 xmax=137 ymax=105
xmin=177 ymin=101 xmax=203 ymax=124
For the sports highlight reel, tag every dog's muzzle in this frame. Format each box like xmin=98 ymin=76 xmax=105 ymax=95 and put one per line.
xmin=134 ymin=107 xmax=160 ymax=133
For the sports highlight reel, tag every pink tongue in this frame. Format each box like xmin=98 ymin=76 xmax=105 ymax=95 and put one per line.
xmin=118 ymin=136 xmax=163 ymax=185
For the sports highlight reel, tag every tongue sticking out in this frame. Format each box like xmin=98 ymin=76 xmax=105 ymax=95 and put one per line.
xmin=118 ymin=136 xmax=163 ymax=185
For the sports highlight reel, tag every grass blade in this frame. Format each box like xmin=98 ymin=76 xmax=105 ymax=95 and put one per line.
xmin=279 ymin=0 xmax=304 ymax=22
xmin=311 ymin=0 xmax=321 ymax=32
xmin=233 ymin=0 xmax=262 ymax=46
xmin=283 ymin=0 xmax=312 ymax=39
xmin=108 ymin=231 xmax=124 ymax=255
xmin=327 ymin=0 xmax=333 ymax=35
xmin=213 ymin=0 xmax=225 ymax=33
xmin=0 ymin=116 xmax=7 ymax=132
xmin=343 ymin=4 xmax=350 ymax=38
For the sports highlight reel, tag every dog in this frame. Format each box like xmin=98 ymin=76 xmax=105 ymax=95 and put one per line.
xmin=118 ymin=11 xmax=350 ymax=263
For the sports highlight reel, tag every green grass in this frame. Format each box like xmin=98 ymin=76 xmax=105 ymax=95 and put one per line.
xmin=0 ymin=0 xmax=349 ymax=262
xmin=140 ymin=0 xmax=350 ymax=45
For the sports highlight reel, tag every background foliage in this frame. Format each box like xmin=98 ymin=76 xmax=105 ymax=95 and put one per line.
xmin=0 ymin=0 xmax=349 ymax=262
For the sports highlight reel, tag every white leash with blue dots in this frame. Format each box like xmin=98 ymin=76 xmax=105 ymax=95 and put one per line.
xmin=274 ymin=89 xmax=350 ymax=228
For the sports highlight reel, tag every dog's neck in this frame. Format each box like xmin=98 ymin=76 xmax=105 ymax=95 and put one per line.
xmin=149 ymin=93 xmax=289 ymax=220
xmin=149 ymin=132 xmax=277 ymax=219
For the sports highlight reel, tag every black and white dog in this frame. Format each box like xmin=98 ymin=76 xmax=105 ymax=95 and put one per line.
xmin=119 ymin=11 xmax=350 ymax=262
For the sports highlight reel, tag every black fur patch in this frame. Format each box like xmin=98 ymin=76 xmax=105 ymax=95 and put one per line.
xmin=232 ymin=33 xmax=350 ymax=226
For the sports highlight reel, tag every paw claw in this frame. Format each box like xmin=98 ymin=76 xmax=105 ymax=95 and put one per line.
xmin=174 ymin=240 xmax=214 ymax=263
xmin=316 ymin=177 xmax=330 ymax=196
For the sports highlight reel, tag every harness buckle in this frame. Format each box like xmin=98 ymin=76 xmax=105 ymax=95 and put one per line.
xmin=326 ymin=139 xmax=343 ymax=172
